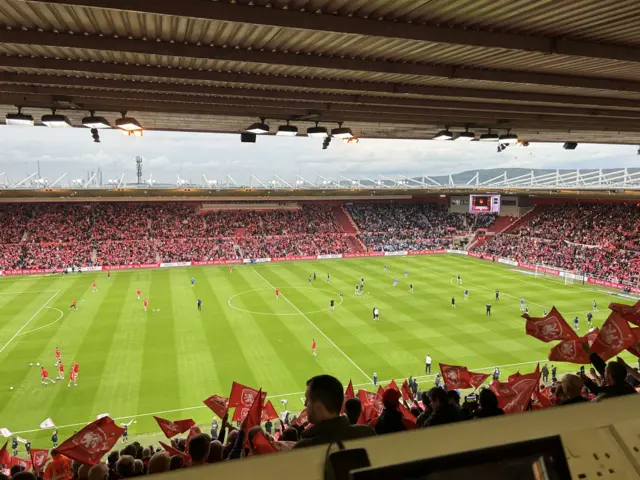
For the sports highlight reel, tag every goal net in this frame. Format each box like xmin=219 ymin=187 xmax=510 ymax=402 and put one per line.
xmin=564 ymin=275 xmax=574 ymax=285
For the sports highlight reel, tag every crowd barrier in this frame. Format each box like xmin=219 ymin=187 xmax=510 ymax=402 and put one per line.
xmin=2 ymin=250 xmax=637 ymax=294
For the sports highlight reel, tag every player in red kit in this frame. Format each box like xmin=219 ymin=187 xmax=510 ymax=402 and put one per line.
xmin=68 ymin=369 xmax=77 ymax=387
xmin=275 ymin=288 xmax=280 ymax=300
xmin=69 ymin=300 xmax=77 ymax=310
xmin=55 ymin=347 xmax=61 ymax=365
xmin=229 ymin=265 xmax=233 ymax=274
xmin=312 ymin=339 xmax=316 ymax=356
xmin=136 ymin=289 xmax=141 ymax=300
xmin=143 ymin=298 xmax=148 ymax=312
xmin=41 ymin=367 xmax=52 ymax=385
xmin=107 ymin=269 xmax=111 ymax=279
xmin=57 ymin=362 xmax=65 ymax=380
xmin=92 ymin=280 xmax=97 ymax=292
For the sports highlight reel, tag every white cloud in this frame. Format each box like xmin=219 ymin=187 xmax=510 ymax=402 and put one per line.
xmin=0 ymin=126 xmax=638 ymax=185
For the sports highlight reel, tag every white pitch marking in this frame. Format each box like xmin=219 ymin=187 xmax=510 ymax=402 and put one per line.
xmin=0 ymin=290 xmax=60 ymax=355
xmin=250 ymin=267 xmax=373 ymax=383
xmin=18 ymin=307 xmax=64 ymax=336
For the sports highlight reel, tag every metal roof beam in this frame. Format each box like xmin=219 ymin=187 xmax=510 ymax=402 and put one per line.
xmin=3 ymin=72 xmax=640 ymax=120
xmin=2 ymin=29 xmax=640 ymax=93
xmin=1 ymin=55 xmax=639 ymax=111
xmin=27 ymin=1 xmax=640 ymax=64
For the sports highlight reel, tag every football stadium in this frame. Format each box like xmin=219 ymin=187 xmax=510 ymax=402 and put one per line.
xmin=2 ymin=1 xmax=640 ymax=479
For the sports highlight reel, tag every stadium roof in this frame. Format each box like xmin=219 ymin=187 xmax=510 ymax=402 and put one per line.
xmin=1 ymin=0 xmax=640 ymax=143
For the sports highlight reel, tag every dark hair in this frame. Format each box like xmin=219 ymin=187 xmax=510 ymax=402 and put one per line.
xmin=306 ymin=375 xmax=344 ymax=414
xmin=116 ymin=455 xmax=135 ymax=478
xmin=207 ymin=441 xmax=223 ymax=464
xmin=344 ymin=398 xmax=362 ymax=425
xmin=188 ymin=433 xmax=212 ymax=463
xmin=281 ymin=427 xmax=299 ymax=442
xmin=169 ymin=455 xmax=184 ymax=471
xmin=447 ymin=390 xmax=460 ymax=404
xmin=479 ymin=388 xmax=499 ymax=410
xmin=107 ymin=451 xmax=119 ymax=466
xmin=410 ymin=407 xmax=421 ymax=418
xmin=11 ymin=472 xmax=37 ymax=480
xmin=607 ymin=361 xmax=628 ymax=384
xmin=428 ymin=387 xmax=448 ymax=406
xmin=420 ymin=391 xmax=430 ymax=407
xmin=120 ymin=445 xmax=136 ymax=457
xmin=10 ymin=466 xmax=25 ymax=477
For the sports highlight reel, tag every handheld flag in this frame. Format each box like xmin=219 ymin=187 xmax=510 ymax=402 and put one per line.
xmin=153 ymin=417 xmax=195 ymax=439
xmin=228 ymin=382 xmax=267 ymax=408
xmin=591 ymin=312 xmax=636 ymax=361
xmin=39 ymin=418 xmax=56 ymax=429
xmin=524 ymin=307 xmax=577 ymax=342
xmin=55 ymin=417 xmax=124 ymax=465
xmin=30 ymin=449 xmax=49 ymax=473
xmin=203 ymin=395 xmax=229 ymax=419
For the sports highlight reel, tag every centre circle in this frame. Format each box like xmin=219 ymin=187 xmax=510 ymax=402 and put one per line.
xmin=227 ymin=287 xmax=344 ymax=316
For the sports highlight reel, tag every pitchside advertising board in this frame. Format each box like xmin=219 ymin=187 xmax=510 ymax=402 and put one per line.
xmin=469 ymin=194 xmax=501 ymax=214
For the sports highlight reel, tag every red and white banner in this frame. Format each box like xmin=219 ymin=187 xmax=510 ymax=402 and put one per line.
xmin=243 ymin=258 xmax=271 ymax=264
xmin=107 ymin=263 xmax=160 ymax=270
xmin=80 ymin=266 xmax=103 ymax=272
xmin=408 ymin=249 xmax=447 ymax=255
xmin=446 ymin=250 xmax=468 ymax=255
xmin=271 ymin=255 xmax=317 ymax=262
xmin=384 ymin=251 xmax=408 ymax=256
xmin=160 ymin=262 xmax=191 ymax=268
xmin=317 ymin=254 xmax=343 ymax=260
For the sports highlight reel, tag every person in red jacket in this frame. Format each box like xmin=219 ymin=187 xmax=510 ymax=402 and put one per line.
xmin=275 ymin=288 xmax=280 ymax=300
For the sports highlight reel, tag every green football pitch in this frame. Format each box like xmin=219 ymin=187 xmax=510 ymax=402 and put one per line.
xmin=0 ymin=254 xmax=632 ymax=447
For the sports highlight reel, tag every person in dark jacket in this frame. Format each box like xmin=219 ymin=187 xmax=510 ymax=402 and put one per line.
xmin=294 ymin=375 xmax=375 ymax=448
xmin=424 ymin=387 xmax=462 ymax=427
xmin=583 ymin=351 xmax=637 ymax=400
xmin=472 ymin=389 xmax=505 ymax=419
xmin=374 ymin=389 xmax=407 ymax=435
xmin=344 ymin=398 xmax=362 ymax=425
xmin=414 ymin=391 xmax=432 ymax=427
xmin=555 ymin=374 xmax=588 ymax=405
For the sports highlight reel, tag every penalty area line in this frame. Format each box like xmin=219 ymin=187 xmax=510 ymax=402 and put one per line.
xmin=250 ymin=266 xmax=373 ymax=384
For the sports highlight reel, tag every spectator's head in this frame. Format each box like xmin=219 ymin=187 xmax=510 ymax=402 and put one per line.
xmin=561 ymin=374 xmax=583 ymax=398
xmin=120 ymin=445 xmax=136 ymax=457
xmin=116 ymin=455 xmax=135 ymax=478
xmin=78 ymin=463 xmax=91 ymax=480
xmin=142 ymin=447 xmax=151 ymax=460
xmin=410 ymin=407 xmax=421 ymax=418
xmin=207 ymin=440 xmax=223 ymax=463
xmin=344 ymin=398 xmax=362 ymax=425
xmin=9 ymin=466 xmax=25 ymax=478
xmin=188 ymin=433 xmax=211 ymax=464
xmin=420 ymin=391 xmax=431 ymax=410
xmin=447 ymin=390 xmax=461 ymax=406
xmin=11 ymin=473 xmax=36 ymax=480
xmin=305 ymin=375 xmax=344 ymax=424
xmin=147 ymin=452 xmax=171 ymax=475
xmin=71 ymin=460 xmax=82 ymax=476
xmin=605 ymin=361 xmax=628 ymax=386
xmin=107 ymin=451 xmax=119 ymax=468
xmin=169 ymin=455 xmax=184 ymax=471
xmin=478 ymin=389 xmax=499 ymax=411
xmin=225 ymin=429 xmax=238 ymax=446
xmin=429 ymin=387 xmax=448 ymax=410
xmin=281 ymin=427 xmax=299 ymax=442
xmin=133 ymin=459 xmax=144 ymax=475
xmin=87 ymin=463 xmax=108 ymax=480
xmin=382 ymin=389 xmax=401 ymax=409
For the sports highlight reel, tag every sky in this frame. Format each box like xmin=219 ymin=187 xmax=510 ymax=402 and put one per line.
xmin=0 ymin=126 xmax=639 ymax=186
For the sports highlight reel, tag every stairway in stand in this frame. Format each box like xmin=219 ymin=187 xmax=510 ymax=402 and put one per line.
xmin=331 ymin=205 xmax=365 ymax=253
xmin=502 ymin=205 xmax=547 ymax=234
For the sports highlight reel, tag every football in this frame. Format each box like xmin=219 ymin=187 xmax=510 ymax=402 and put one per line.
xmin=36 ymin=362 xmax=40 ymax=366
xmin=29 ymin=363 xmax=33 ymax=367
xmin=10 ymin=386 xmax=13 ymax=390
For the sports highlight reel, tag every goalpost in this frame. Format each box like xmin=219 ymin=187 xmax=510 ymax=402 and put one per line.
xmin=564 ymin=275 xmax=574 ymax=285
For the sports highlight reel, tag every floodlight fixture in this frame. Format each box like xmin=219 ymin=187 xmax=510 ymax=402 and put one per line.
xmin=6 ymin=107 xmax=34 ymax=126
xmin=41 ymin=110 xmax=71 ymax=128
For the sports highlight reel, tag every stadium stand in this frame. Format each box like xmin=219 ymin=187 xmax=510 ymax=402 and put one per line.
xmin=474 ymin=203 xmax=640 ymax=284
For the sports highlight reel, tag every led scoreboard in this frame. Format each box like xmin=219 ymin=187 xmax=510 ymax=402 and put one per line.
xmin=469 ymin=194 xmax=500 ymax=213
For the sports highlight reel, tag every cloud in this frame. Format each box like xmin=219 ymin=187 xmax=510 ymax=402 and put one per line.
xmin=0 ymin=126 xmax=638 ymax=185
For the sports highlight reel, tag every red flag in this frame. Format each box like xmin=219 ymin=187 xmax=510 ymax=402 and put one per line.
xmin=467 ymin=371 xmax=490 ymax=389
xmin=490 ymin=364 xmax=540 ymax=414
xmin=292 ymin=408 xmax=308 ymax=426
xmin=243 ymin=388 xmax=263 ymax=447
xmin=384 ymin=380 xmax=400 ymax=392
xmin=56 ymin=417 xmax=124 ymax=465
xmin=203 ymin=395 xmax=229 ymax=418
xmin=439 ymin=363 xmax=472 ymax=389
xmin=549 ymin=337 xmax=591 ymax=364
xmin=398 ymin=403 xmax=417 ymax=426
xmin=159 ymin=441 xmax=190 ymax=462
xmin=524 ymin=307 xmax=578 ymax=342
xmin=609 ymin=301 xmax=640 ymax=327
xmin=585 ymin=328 xmax=600 ymax=347
xmin=251 ymin=430 xmax=277 ymax=455
xmin=341 ymin=380 xmax=355 ymax=414
xmin=344 ymin=380 xmax=355 ymax=400
xmin=153 ymin=417 xmax=195 ymax=439
xmin=261 ymin=401 xmax=279 ymax=422
xmin=533 ymin=386 xmax=556 ymax=409
xmin=30 ymin=448 xmax=49 ymax=473
xmin=627 ymin=328 xmax=640 ymax=357
xmin=0 ymin=442 xmax=10 ymax=467
xmin=357 ymin=390 xmax=382 ymax=419
xmin=591 ymin=312 xmax=636 ymax=361
xmin=228 ymin=382 xmax=267 ymax=408
xmin=9 ymin=456 xmax=32 ymax=471
xmin=401 ymin=380 xmax=414 ymax=402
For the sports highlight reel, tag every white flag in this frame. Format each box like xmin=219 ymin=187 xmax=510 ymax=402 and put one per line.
xmin=120 ymin=419 xmax=134 ymax=427
xmin=16 ymin=437 xmax=28 ymax=443
xmin=40 ymin=418 xmax=56 ymax=429
xmin=0 ymin=428 xmax=11 ymax=438
xmin=96 ymin=413 xmax=110 ymax=420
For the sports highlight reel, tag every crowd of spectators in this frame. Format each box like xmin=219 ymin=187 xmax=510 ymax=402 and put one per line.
xmin=5 ymin=349 xmax=639 ymax=478
xmin=0 ymin=203 xmax=352 ymax=269
xmin=347 ymin=203 xmax=497 ymax=251
xmin=475 ymin=203 xmax=640 ymax=284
